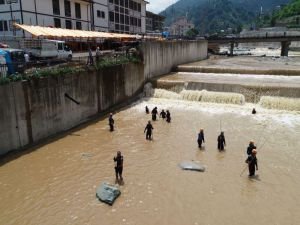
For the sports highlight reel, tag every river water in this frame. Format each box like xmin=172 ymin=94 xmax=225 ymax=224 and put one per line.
xmin=0 ymin=94 xmax=300 ymax=224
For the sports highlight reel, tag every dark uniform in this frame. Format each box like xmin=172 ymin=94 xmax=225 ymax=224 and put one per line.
xmin=197 ymin=130 xmax=205 ymax=148
xmin=114 ymin=152 xmax=123 ymax=180
xmin=247 ymin=142 xmax=256 ymax=155
xmin=151 ymin=107 xmax=158 ymax=121
xmin=144 ymin=122 xmax=154 ymax=140
xmin=109 ymin=114 xmax=114 ymax=132
xmin=245 ymin=154 xmax=258 ymax=176
xmin=217 ymin=132 xmax=226 ymax=150
xmin=145 ymin=106 xmax=149 ymax=114
xmin=160 ymin=110 xmax=166 ymax=119
xmin=166 ymin=110 xmax=171 ymax=123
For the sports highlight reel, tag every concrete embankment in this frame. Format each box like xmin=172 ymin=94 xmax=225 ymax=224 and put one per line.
xmin=0 ymin=40 xmax=208 ymax=155
xmin=152 ymin=56 xmax=300 ymax=103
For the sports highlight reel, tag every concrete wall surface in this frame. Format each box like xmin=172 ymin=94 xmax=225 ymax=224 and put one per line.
xmin=142 ymin=41 xmax=208 ymax=80
xmin=0 ymin=63 xmax=144 ymax=155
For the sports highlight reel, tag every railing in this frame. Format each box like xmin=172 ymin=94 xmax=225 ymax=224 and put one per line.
xmin=0 ymin=64 xmax=8 ymax=78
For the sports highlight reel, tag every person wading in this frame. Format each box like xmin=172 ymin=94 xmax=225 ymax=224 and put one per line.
xmin=109 ymin=113 xmax=114 ymax=132
xmin=166 ymin=110 xmax=171 ymax=123
xmin=145 ymin=106 xmax=149 ymax=114
xmin=217 ymin=131 xmax=226 ymax=150
xmin=247 ymin=140 xmax=256 ymax=156
xmin=114 ymin=151 xmax=123 ymax=181
xmin=245 ymin=149 xmax=258 ymax=177
xmin=197 ymin=128 xmax=205 ymax=149
xmin=151 ymin=107 xmax=158 ymax=121
xmin=252 ymin=108 xmax=257 ymax=114
xmin=144 ymin=121 xmax=154 ymax=140
xmin=160 ymin=109 xmax=166 ymax=119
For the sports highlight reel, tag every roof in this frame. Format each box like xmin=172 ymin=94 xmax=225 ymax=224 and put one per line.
xmin=14 ymin=24 xmax=137 ymax=39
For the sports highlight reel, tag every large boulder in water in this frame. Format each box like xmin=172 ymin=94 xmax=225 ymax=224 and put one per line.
xmin=96 ymin=183 xmax=121 ymax=205
xmin=179 ymin=161 xmax=206 ymax=172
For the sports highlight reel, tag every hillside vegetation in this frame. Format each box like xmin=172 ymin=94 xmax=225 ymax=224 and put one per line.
xmin=160 ymin=0 xmax=291 ymax=34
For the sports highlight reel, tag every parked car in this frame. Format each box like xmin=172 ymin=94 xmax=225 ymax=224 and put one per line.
xmin=0 ymin=48 xmax=25 ymax=75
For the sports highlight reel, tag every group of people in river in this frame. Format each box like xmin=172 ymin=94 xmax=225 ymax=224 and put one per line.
xmin=109 ymin=106 xmax=258 ymax=181
xmin=144 ymin=106 xmax=171 ymax=140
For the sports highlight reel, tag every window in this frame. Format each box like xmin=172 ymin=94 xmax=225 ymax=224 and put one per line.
xmin=65 ymin=20 xmax=72 ymax=29
xmin=115 ymin=13 xmax=119 ymax=23
xmin=0 ymin=0 xmax=5 ymax=4
xmin=109 ymin=11 xmax=114 ymax=22
xmin=120 ymin=0 xmax=124 ymax=7
xmin=138 ymin=18 xmax=141 ymax=27
xmin=125 ymin=16 xmax=129 ymax=25
xmin=58 ymin=42 xmax=63 ymax=50
xmin=115 ymin=0 xmax=119 ymax=4
xmin=120 ymin=7 xmax=124 ymax=13
xmin=97 ymin=10 xmax=105 ymax=18
xmin=64 ymin=0 xmax=71 ymax=17
xmin=138 ymin=3 xmax=141 ymax=12
xmin=76 ymin=21 xmax=82 ymax=30
xmin=129 ymin=0 xmax=133 ymax=9
xmin=75 ymin=3 xmax=81 ymax=19
xmin=115 ymin=6 xmax=119 ymax=12
xmin=52 ymin=0 xmax=60 ymax=15
xmin=0 ymin=21 xmax=8 ymax=31
xmin=109 ymin=0 xmax=113 ymax=3
xmin=120 ymin=14 xmax=124 ymax=24
xmin=54 ymin=18 xmax=61 ymax=28
xmin=125 ymin=0 xmax=128 ymax=8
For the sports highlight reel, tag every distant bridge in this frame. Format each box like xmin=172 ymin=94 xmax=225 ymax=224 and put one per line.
xmin=207 ymin=32 xmax=300 ymax=56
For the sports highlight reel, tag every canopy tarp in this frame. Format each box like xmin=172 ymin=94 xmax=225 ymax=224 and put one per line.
xmin=14 ymin=24 xmax=137 ymax=39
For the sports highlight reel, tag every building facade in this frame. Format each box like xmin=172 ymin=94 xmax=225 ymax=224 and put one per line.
xmin=146 ymin=11 xmax=165 ymax=32
xmin=0 ymin=0 xmax=147 ymax=37
xmin=169 ymin=17 xmax=194 ymax=36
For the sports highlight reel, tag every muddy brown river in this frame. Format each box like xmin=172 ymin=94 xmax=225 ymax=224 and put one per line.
xmin=0 ymin=98 xmax=300 ymax=225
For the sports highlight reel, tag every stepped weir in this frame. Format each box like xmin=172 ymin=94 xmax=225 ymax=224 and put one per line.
xmin=148 ymin=57 xmax=300 ymax=111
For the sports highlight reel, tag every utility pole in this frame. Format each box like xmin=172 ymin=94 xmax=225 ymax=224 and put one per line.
xmin=7 ymin=0 xmax=17 ymax=36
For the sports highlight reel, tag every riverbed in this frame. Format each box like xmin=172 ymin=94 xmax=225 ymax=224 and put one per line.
xmin=0 ymin=97 xmax=299 ymax=225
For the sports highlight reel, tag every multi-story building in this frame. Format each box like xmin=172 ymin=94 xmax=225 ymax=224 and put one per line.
xmin=169 ymin=17 xmax=194 ymax=36
xmin=146 ymin=11 xmax=165 ymax=32
xmin=0 ymin=0 xmax=147 ymax=37
xmin=107 ymin=0 xmax=146 ymax=34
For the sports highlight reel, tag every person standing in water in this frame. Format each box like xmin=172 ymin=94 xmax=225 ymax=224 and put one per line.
xmin=151 ymin=107 xmax=158 ymax=121
xmin=197 ymin=128 xmax=205 ymax=149
xmin=144 ymin=121 xmax=154 ymax=140
xmin=145 ymin=106 xmax=149 ymax=114
xmin=217 ymin=131 xmax=226 ymax=150
xmin=114 ymin=151 xmax=123 ymax=181
xmin=252 ymin=108 xmax=257 ymax=114
xmin=166 ymin=110 xmax=171 ymax=123
xmin=108 ymin=113 xmax=114 ymax=132
xmin=245 ymin=149 xmax=258 ymax=177
xmin=160 ymin=109 xmax=166 ymax=119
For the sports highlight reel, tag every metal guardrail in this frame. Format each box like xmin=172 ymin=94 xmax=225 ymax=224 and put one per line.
xmin=0 ymin=64 xmax=8 ymax=78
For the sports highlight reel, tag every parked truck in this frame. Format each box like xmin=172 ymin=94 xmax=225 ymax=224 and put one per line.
xmin=20 ymin=39 xmax=72 ymax=60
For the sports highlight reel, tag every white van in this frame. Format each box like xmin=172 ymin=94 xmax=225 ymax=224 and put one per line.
xmin=21 ymin=39 xmax=72 ymax=60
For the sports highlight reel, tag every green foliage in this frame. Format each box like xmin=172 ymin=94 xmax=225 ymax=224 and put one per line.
xmin=186 ymin=28 xmax=199 ymax=37
xmin=94 ymin=55 xmax=141 ymax=70
xmin=160 ymin=0 xmax=290 ymax=34
xmin=0 ymin=77 xmax=10 ymax=85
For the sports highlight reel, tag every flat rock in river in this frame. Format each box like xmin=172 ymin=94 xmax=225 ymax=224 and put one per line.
xmin=96 ymin=183 xmax=121 ymax=205
xmin=179 ymin=161 xmax=206 ymax=172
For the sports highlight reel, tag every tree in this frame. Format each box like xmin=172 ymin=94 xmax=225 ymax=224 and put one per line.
xmin=186 ymin=28 xmax=199 ymax=37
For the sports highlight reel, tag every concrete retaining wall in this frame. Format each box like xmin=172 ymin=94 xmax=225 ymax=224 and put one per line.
xmin=0 ymin=63 xmax=144 ymax=155
xmin=142 ymin=41 xmax=208 ymax=79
